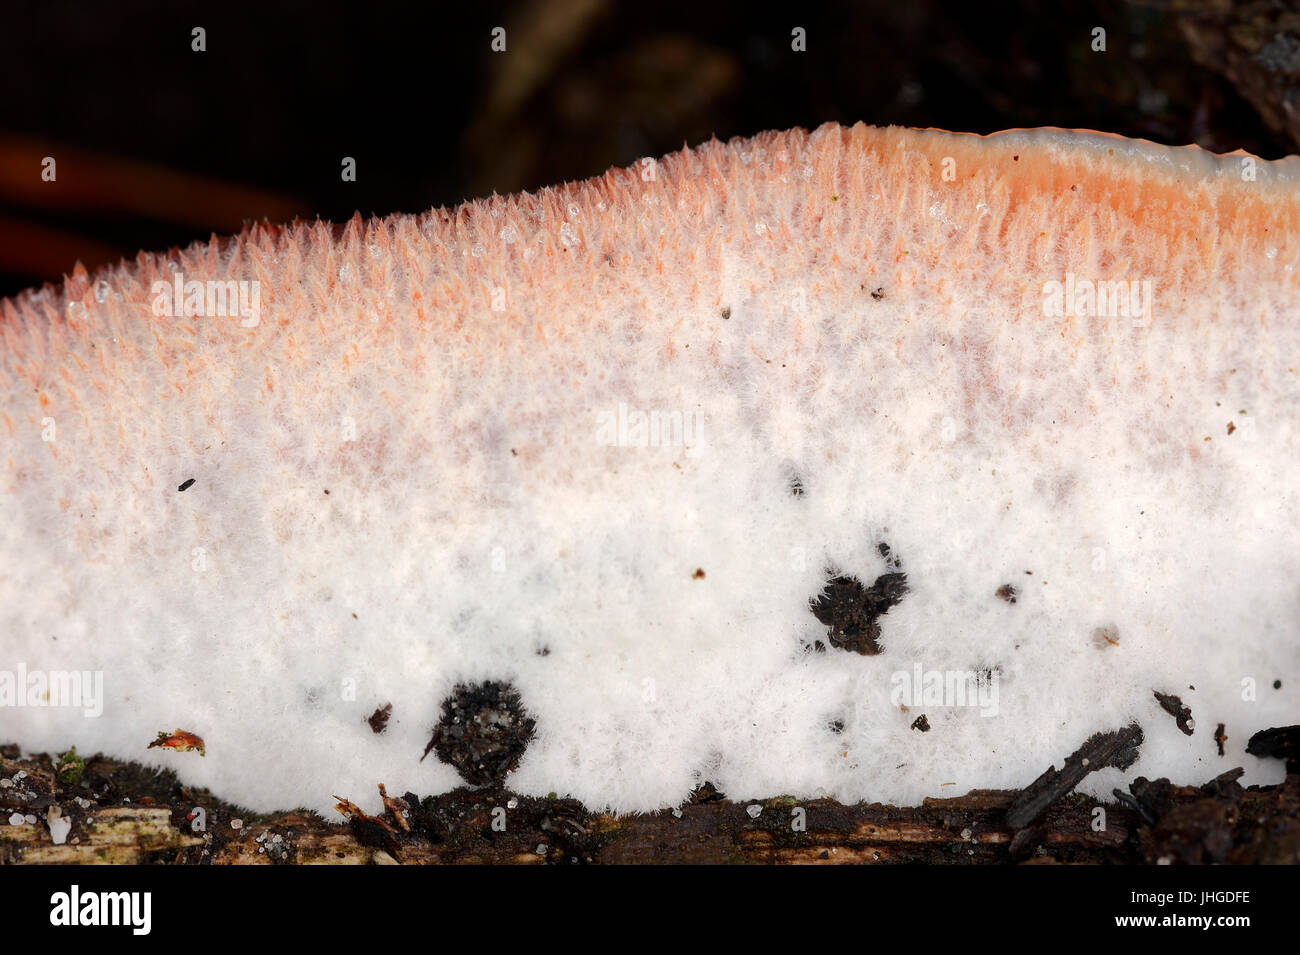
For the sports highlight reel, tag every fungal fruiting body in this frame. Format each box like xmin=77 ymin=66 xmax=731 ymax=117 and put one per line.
xmin=1 ymin=123 xmax=1297 ymax=815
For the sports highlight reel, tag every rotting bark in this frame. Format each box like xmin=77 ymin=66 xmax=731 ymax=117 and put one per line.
xmin=2 ymin=743 xmax=1296 ymax=864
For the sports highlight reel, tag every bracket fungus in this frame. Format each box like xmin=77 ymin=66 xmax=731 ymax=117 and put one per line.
xmin=1 ymin=123 xmax=1297 ymax=815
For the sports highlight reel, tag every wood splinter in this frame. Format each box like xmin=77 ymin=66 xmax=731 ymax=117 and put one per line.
xmin=1006 ymin=723 xmax=1144 ymax=830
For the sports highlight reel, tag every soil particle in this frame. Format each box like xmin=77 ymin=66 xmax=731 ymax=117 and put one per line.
xmin=367 ymin=703 xmax=392 ymax=735
xmin=421 ymin=681 xmax=537 ymax=786
xmin=809 ymin=569 xmax=909 ymax=655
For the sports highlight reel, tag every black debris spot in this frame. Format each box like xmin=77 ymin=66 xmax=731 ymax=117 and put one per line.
xmin=421 ymin=680 xmax=537 ymax=786
xmin=692 ymin=568 xmax=706 ymax=579
xmin=1246 ymin=725 xmax=1300 ymax=774
xmin=511 ymin=448 xmax=518 ymax=456
xmin=323 ymin=489 xmax=330 ymax=495
xmin=870 ymin=287 xmax=885 ymax=301
xmin=1012 ymin=154 xmax=1020 ymax=161
xmin=996 ymin=584 xmax=1018 ymax=604
xmin=809 ymin=570 xmax=909 ymax=655
xmin=1006 ymin=723 xmax=1144 ymax=830
xmin=910 ymin=714 xmax=930 ymax=732
xmin=1275 ymin=680 xmax=1283 ymax=690
xmin=367 ymin=703 xmax=392 ymax=735
xmin=827 ymin=718 xmax=845 ymax=735
xmin=720 ymin=307 xmax=731 ymax=320
xmin=1154 ymin=691 xmax=1195 ymax=736
xmin=877 ymin=542 xmax=902 ymax=570
xmin=177 ymin=478 xmax=195 ymax=492
xmin=800 ymin=638 xmax=827 ymax=654
xmin=1227 ymin=421 xmax=1236 ymax=435
xmin=788 ymin=473 xmax=805 ymax=497
xmin=1214 ymin=723 xmax=1227 ymax=757
xmin=536 ymin=645 xmax=550 ymax=657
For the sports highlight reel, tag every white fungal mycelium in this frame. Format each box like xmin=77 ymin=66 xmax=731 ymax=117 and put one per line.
xmin=1 ymin=123 xmax=1297 ymax=815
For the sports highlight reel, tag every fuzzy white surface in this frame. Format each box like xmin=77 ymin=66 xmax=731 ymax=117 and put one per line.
xmin=1 ymin=123 xmax=1297 ymax=816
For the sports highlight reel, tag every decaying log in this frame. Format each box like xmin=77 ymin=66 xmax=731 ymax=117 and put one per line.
xmin=2 ymin=744 xmax=1296 ymax=864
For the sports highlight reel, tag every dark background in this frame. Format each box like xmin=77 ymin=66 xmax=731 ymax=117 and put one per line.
xmin=0 ymin=0 xmax=1296 ymax=299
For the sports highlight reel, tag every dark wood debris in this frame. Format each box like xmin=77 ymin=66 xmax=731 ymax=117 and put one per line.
xmin=1005 ymin=724 xmax=1144 ymax=830
xmin=1154 ymin=691 xmax=1195 ymax=736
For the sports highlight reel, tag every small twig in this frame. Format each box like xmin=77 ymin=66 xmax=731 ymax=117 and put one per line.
xmin=1006 ymin=723 xmax=1144 ymax=830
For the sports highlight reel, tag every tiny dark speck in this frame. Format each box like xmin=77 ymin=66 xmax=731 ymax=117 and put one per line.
xmin=324 ymin=489 xmax=330 ymax=495
xmin=692 ymin=568 xmax=706 ymax=579
xmin=720 ymin=307 xmax=731 ymax=320
xmin=177 ymin=478 xmax=195 ymax=492
xmin=870 ymin=288 xmax=885 ymax=301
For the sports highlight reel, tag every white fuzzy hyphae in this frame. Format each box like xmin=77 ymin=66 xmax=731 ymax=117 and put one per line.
xmin=1 ymin=123 xmax=1297 ymax=815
